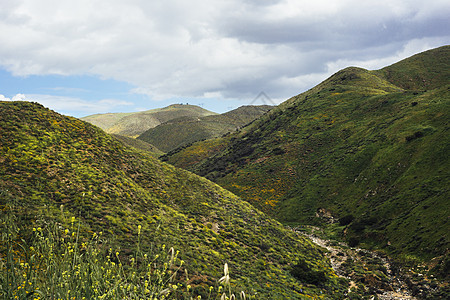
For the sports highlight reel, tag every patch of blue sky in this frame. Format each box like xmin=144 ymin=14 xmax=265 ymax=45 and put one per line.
xmin=0 ymin=69 xmax=132 ymax=100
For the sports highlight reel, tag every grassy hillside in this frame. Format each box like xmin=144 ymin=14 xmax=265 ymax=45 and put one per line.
xmin=111 ymin=133 xmax=164 ymax=157
xmin=138 ymin=105 xmax=272 ymax=153
xmin=161 ymin=136 xmax=233 ymax=170
xmin=80 ymin=111 xmax=135 ymax=131
xmin=376 ymin=45 xmax=450 ymax=91
xmin=0 ymin=101 xmax=351 ymax=299
xmin=164 ymin=46 xmax=450 ymax=265
xmin=82 ymin=104 xmax=217 ymax=137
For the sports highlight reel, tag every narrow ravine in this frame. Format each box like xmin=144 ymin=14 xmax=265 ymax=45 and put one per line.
xmin=293 ymin=227 xmax=417 ymax=299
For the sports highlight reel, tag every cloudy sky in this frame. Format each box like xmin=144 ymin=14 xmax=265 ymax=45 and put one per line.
xmin=1 ymin=0 xmax=449 ymax=117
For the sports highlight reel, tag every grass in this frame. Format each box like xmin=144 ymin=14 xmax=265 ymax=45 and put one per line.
xmin=111 ymin=134 xmax=164 ymax=157
xmin=0 ymin=201 xmax=249 ymax=300
xmin=376 ymin=45 xmax=450 ymax=91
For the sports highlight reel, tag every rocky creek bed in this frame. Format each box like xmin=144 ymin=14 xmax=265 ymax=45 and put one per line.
xmin=292 ymin=226 xmax=448 ymax=299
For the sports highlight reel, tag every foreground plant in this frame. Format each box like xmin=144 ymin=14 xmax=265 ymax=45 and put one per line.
xmin=218 ymin=263 xmax=246 ymax=300
xmin=0 ymin=203 xmax=249 ymax=299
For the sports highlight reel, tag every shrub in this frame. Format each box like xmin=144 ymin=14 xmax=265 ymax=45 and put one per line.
xmin=289 ymin=259 xmax=327 ymax=286
xmin=405 ymin=131 xmax=424 ymax=142
xmin=348 ymin=237 xmax=360 ymax=247
xmin=339 ymin=214 xmax=354 ymax=226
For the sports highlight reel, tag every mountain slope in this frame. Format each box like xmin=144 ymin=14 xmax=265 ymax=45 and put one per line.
xmin=0 ymin=101 xmax=349 ymax=299
xmin=80 ymin=111 xmax=135 ymax=131
xmin=138 ymin=105 xmax=272 ymax=153
xmin=81 ymin=104 xmax=217 ymax=137
xmin=376 ymin=44 xmax=450 ymax=90
xmin=111 ymin=133 xmax=164 ymax=157
xmin=164 ymin=46 xmax=450 ymax=262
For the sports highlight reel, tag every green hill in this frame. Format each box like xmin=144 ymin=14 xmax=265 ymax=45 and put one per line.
xmin=164 ymin=46 xmax=450 ymax=264
xmin=138 ymin=105 xmax=272 ymax=153
xmin=0 ymin=101 xmax=351 ymax=299
xmin=81 ymin=104 xmax=217 ymax=137
xmin=375 ymin=44 xmax=450 ymax=91
xmin=111 ymin=134 xmax=164 ymax=157
xmin=80 ymin=111 xmax=135 ymax=131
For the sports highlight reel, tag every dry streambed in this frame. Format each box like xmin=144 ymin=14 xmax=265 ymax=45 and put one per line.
xmin=294 ymin=227 xmax=416 ymax=299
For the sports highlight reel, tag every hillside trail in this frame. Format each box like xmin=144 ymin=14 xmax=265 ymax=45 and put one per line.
xmin=293 ymin=227 xmax=416 ymax=300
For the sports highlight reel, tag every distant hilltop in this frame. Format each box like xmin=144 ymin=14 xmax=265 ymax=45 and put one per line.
xmin=81 ymin=104 xmax=217 ymax=137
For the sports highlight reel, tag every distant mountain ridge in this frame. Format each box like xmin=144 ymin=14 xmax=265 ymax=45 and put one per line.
xmin=164 ymin=46 xmax=450 ymax=264
xmin=138 ymin=105 xmax=273 ymax=152
xmin=81 ymin=104 xmax=217 ymax=137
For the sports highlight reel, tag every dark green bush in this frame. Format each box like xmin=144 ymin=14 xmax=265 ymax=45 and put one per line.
xmin=405 ymin=131 xmax=424 ymax=142
xmin=290 ymin=259 xmax=327 ymax=286
xmin=348 ymin=237 xmax=360 ymax=247
xmin=339 ymin=214 xmax=354 ymax=226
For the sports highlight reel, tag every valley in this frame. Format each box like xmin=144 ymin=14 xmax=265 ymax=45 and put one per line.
xmin=0 ymin=101 xmax=347 ymax=299
xmin=163 ymin=46 xmax=450 ymax=298
xmin=1 ymin=46 xmax=449 ymax=299
xmin=165 ymin=46 xmax=449 ymax=261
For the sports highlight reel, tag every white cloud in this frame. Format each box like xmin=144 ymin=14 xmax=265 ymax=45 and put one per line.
xmin=0 ymin=94 xmax=11 ymax=101
xmin=0 ymin=0 xmax=449 ymax=104
xmin=12 ymin=93 xmax=27 ymax=101
xmin=0 ymin=94 xmax=27 ymax=101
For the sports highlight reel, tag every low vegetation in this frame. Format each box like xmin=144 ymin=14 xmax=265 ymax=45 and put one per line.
xmin=112 ymin=134 xmax=164 ymax=157
xmin=1 ymin=101 xmax=351 ymax=298
xmin=2 ymin=45 xmax=448 ymax=299
xmin=0 ymin=200 xmax=248 ymax=300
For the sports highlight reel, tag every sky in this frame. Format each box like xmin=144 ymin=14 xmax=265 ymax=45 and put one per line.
xmin=1 ymin=0 xmax=449 ymax=117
